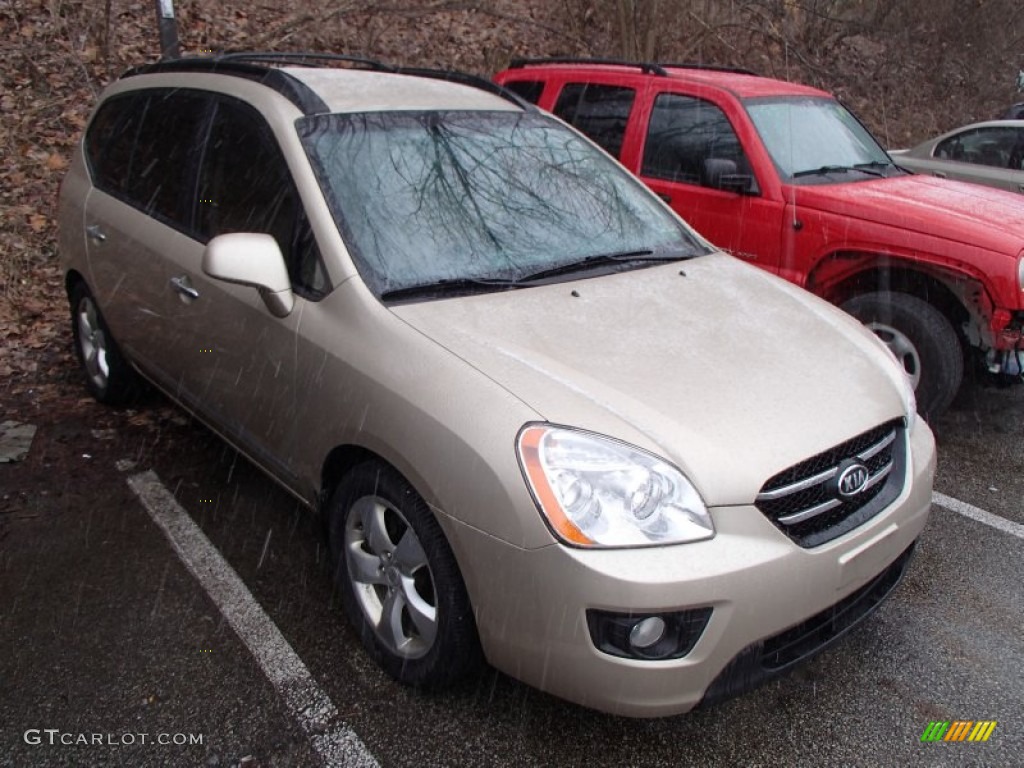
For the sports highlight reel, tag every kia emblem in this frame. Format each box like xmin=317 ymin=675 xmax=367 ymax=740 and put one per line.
xmin=836 ymin=462 xmax=870 ymax=498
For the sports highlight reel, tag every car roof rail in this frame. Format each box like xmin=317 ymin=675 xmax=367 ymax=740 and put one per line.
xmin=122 ymin=52 xmax=534 ymax=114
xmin=122 ymin=56 xmax=332 ymax=114
xmin=217 ymin=51 xmax=398 ymax=71
xmin=660 ymin=62 xmax=758 ymax=76
xmin=508 ymin=57 xmax=669 ymax=77
xmin=506 ymin=57 xmax=758 ymax=78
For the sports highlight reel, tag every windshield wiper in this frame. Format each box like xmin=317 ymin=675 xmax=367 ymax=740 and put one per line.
xmin=854 ymin=160 xmax=892 ymax=171
xmin=381 ymin=249 xmax=696 ymax=301
xmin=381 ymin=276 xmax=522 ymax=302
xmin=515 ymin=249 xmax=691 ymax=283
xmin=792 ymin=164 xmax=886 ymax=179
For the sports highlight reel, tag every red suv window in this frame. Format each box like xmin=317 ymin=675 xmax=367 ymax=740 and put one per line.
xmin=552 ymin=83 xmax=636 ymax=158
xmin=503 ymin=80 xmax=544 ymax=104
xmin=641 ymin=93 xmax=753 ymax=190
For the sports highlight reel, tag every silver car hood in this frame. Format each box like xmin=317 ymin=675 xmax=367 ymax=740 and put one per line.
xmin=392 ymin=253 xmax=907 ymax=506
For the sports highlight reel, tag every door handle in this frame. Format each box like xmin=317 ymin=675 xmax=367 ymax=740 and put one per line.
xmin=170 ymin=275 xmax=200 ymax=300
xmin=933 ymin=171 xmax=947 ymax=178
xmin=86 ymin=224 xmax=106 ymax=242
xmin=657 ymin=192 xmax=672 ymax=203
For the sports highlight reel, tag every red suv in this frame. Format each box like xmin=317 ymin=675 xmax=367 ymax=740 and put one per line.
xmin=496 ymin=58 xmax=1024 ymax=417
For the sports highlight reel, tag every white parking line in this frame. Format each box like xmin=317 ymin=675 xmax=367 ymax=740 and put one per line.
xmin=932 ymin=491 xmax=1024 ymax=540
xmin=127 ymin=470 xmax=379 ymax=768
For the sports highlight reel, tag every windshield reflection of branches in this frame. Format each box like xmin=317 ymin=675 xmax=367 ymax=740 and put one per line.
xmin=311 ymin=112 xmax=681 ymax=293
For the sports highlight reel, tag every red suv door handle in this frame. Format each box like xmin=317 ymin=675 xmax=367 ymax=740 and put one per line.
xmin=657 ymin=192 xmax=672 ymax=203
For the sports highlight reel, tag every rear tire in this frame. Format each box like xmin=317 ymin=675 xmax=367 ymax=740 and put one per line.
xmin=327 ymin=461 xmax=482 ymax=688
xmin=69 ymin=281 xmax=141 ymax=405
xmin=842 ymin=291 xmax=963 ymax=420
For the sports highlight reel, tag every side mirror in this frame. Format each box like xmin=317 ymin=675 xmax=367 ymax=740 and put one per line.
xmin=202 ymin=233 xmax=295 ymax=318
xmin=703 ymin=158 xmax=756 ymax=194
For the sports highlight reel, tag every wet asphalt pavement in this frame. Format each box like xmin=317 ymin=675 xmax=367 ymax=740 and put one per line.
xmin=1 ymin=380 xmax=1021 ymax=767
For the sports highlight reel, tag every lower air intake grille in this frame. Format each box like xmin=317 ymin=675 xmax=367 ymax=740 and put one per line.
xmin=756 ymin=419 xmax=906 ymax=548
xmin=698 ymin=542 xmax=916 ymax=709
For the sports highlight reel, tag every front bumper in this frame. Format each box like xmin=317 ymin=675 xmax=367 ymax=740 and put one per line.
xmin=697 ymin=540 xmax=915 ymax=708
xmin=443 ymin=420 xmax=935 ymax=718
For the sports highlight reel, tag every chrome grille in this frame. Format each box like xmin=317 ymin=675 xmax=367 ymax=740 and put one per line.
xmin=756 ymin=419 xmax=905 ymax=548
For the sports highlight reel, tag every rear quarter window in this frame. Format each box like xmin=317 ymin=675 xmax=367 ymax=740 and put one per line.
xmin=84 ymin=89 xmax=208 ymax=229
xmin=503 ymin=80 xmax=545 ymax=104
xmin=85 ymin=94 xmax=146 ymax=197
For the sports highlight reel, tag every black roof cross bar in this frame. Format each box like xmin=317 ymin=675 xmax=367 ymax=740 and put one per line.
xmin=660 ymin=62 xmax=757 ymax=76
xmin=508 ymin=57 xmax=669 ymax=76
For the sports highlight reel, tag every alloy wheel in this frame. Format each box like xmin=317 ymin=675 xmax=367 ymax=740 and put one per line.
xmin=344 ymin=494 xmax=438 ymax=659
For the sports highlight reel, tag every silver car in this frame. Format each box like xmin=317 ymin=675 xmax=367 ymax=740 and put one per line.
xmin=58 ymin=53 xmax=934 ymax=717
xmin=891 ymin=119 xmax=1024 ymax=193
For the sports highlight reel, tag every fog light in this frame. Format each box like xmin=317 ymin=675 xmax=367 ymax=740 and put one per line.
xmin=586 ymin=607 xmax=712 ymax=661
xmin=629 ymin=616 xmax=666 ymax=649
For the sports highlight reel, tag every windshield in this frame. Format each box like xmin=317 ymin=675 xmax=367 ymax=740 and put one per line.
xmin=298 ymin=110 xmax=706 ymax=298
xmin=745 ymin=96 xmax=893 ymax=182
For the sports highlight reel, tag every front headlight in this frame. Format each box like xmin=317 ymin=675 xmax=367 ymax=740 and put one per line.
xmin=517 ymin=425 xmax=714 ymax=548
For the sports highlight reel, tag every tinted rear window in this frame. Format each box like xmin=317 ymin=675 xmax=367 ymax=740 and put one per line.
xmin=129 ymin=91 xmax=208 ymax=224
xmin=552 ymin=84 xmax=636 ymax=158
xmin=85 ymin=94 xmax=146 ymax=196
xmin=85 ymin=89 xmax=208 ymax=228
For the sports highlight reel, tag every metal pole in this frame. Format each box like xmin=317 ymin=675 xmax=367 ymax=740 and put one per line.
xmin=154 ymin=0 xmax=180 ymax=59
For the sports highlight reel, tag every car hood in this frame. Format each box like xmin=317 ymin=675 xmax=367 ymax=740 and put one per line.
xmin=391 ymin=254 xmax=907 ymax=507
xmin=788 ymin=174 xmax=1024 ymax=255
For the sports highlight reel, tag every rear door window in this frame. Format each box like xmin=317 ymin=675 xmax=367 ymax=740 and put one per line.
xmin=129 ymin=91 xmax=208 ymax=225
xmin=552 ymin=83 xmax=636 ymax=159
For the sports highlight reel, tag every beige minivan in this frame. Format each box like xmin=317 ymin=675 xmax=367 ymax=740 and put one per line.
xmin=58 ymin=53 xmax=935 ymax=717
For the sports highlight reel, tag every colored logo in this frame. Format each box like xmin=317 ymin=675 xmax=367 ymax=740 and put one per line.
xmin=920 ymin=720 xmax=997 ymax=742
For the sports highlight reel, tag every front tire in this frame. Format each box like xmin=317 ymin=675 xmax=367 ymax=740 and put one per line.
xmin=327 ymin=461 xmax=481 ymax=687
xmin=69 ymin=281 xmax=141 ymax=405
xmin=842 ymin=291 xmax=963 ymax=419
